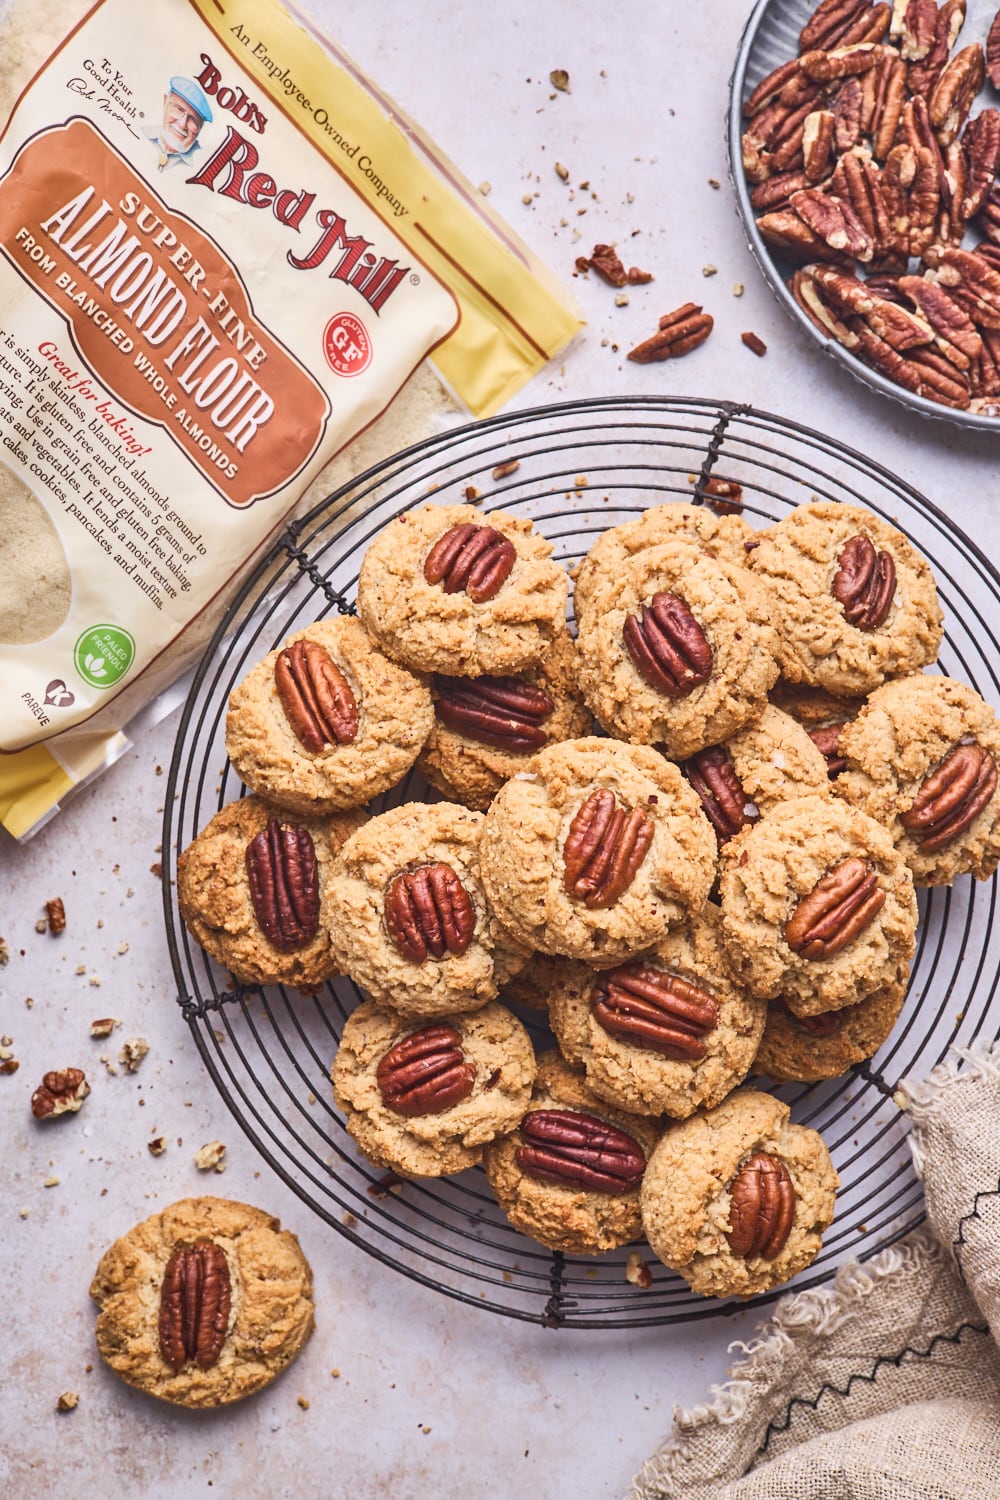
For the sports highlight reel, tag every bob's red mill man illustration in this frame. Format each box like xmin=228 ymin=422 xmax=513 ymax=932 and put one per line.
xmin=142 ymin=76 xmax=214 ymax=173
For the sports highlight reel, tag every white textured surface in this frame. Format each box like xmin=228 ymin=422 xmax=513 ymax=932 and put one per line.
xmin=3 ymin=1 xmax=1000 ymax=1497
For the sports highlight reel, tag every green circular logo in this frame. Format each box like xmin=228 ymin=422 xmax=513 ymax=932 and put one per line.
xmin=74 ymin=624 xmax=136 ymax=689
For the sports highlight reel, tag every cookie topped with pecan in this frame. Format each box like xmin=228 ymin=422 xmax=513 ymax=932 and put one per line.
xmin=416 ymin=632 xmax=593 ymax=811
xmin=90 ymin=1196 xmax=314 ymax=1407
xmin=331 ymin=998 xmax=536 ymax=1177
xmin=835 ymin=673 xmax=1000 ymax=886
xmin=176 ymin=794 xmax=365 ymax=990
xmin=479 ymin=737 xmax=717 ymax=968
xmin=718 ymin=792 xmax=917 ymax=1016
xmin=482 ymin=1051 xmax=661 ymax=1254
xmin=546 ymin=904 xmax=767 ymax=1119
xmin=225 ymin=616 xmax=433 ymax=815
xmin=746 ymin=501 xmax=942 ymax=696
xmin=356 ymin=502 xmax=569 ymax=677
xmin=325 ymin=801 xmax=527 ymax=1017
xmin=640 ymin=1088 xmax=838 ymax=1300
xmin=574 ymin=538 xmax=781 ymax=758
xmin=754 ymin=969 xmax=908 ymax=1085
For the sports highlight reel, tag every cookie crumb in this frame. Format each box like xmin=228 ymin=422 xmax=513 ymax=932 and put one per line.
xmin=492 ymin=459 xmax=520 ymax=480
xmin=549 ymin=68 xmax=570 ymax=92
xmin=0 ymin=937 xmax=9 ymax=965
xmin=702 ymin=264 xmax=718 ymax=277
xmin=555 ymin=162 xmax=569 ymax=181
xmin=147 ymin=1137 xmax=167 ymax=1157
xmin=626 ymin=1251 xmax=653 ymax=1289
xmin=56 ymin=1392 xmax=79 ymax=1413
xmin=331 ymin=1368 xmax=341 ymax=1378
xmin=297 ymin=1396 xmax=311 ymax=1410
xmin=195 ymin=1140 xmax=227 ymax=1172
xmin=733 ymin=282 xmax=745 ymax=297
xmin=893 ymin=1088 xmax=908 ymax=1111
xmin=44 ymin=1176 xmax=60 ymax=1188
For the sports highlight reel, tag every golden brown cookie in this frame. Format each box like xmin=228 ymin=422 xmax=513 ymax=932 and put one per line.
xmin=754 ymin=973 xmax=908 ymax=1083
xmin=90 ymin=1197 xmax=314 ymax=1407
xmin=835 ymin=674 xmax=1000 ymax=886
xmin=416 ymin=632 xmax=593 ymax=811
xmin=575 ymin=539 xmax=780 ymax=757
xmin=769 ymin=681 xmax=868 ymax=781
xmin=678 ymin=703 xmax=832 ymax=847
xmin=572 ymin=502 xmax=753 ymax=625
xmin=547 ymin=906 xmax=767 ymax=1118
xmin=481 ymin=1051 xmax=661 ymax=1254
xmin=640 ymin=1088 xmax=838 ymax=1299
xmin=325 ymin=801 xmax=526 ymax=1016
xmin=356 ymin=502 xmax=569 ymax=676
xmin=225 ymin=617 xmax=433 ymax=814
xmin=176 ymin=795 xmax=365 ymax=989
xmin=479 ymin=736 xmax=716 ymax=966
xmin=746 ymin=501 xmax=942 ymax=696
xmin=331 ymin=998 xmax=537 ymax=1176
xmin=717 ymin=793 xmax=917 ymax=1015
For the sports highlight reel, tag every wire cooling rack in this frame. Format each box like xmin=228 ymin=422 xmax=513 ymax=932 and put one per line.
xmin=163 ymin=394 xmax=1000 ymax=1327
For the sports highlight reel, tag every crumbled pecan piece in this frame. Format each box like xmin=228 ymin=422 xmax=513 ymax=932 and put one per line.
xmin=31 ymin=1068 xmax=90 ymax=1120
xmin=742 ymin=330 xmax=768 ymax=356
xmin=45 ymin=898 xmax=66 ymax=934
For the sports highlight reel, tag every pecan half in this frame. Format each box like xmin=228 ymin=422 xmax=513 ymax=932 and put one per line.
xmin=785 ymin=856 xmax=885 ymax=958
xmin=158 ymin=1240 xmax=232 ymax=1372
xmin=808 ymin=721 xmax=851 ymax=777
xmin=590 ymin=964 xmax=718 ymax=1059
xmin=274 ymin=639 xmax=358 ymax=753
xmin=433 ymin=674 xmax=555 ymax=752
xmin=562 ymin=789 xmax=654 ymax=909
xmin=803 ymin=108 xmax=836 ymax=179
xmin=900 ymin=742 xmax=998 ymax=850
xmin=790 ymin=186 xmax=874 ymax=260
xmin=623 ymin=592 xmax=713 ymax=698
xmin=375 ymin=1024 xmax=476 ymax=1116
xmin=831 ymin=533 xmax=897 ymax=629
xmin=627 ymin=304 xmax=714 ymax=362
xmin=384 ymin=864 xmax=475 ymax=961
xmin=423 ymin=523 xmax=516 ymax=603
xmin=726 ymin=1153 xmax=797 ymax=1259
xmin=989 ymin=8 xmax=1000 ymax=89
xmin=516 ymin=1109 xmax=646 ymax=1194
xmin=31 ymin=1068 xmax=90 ymax=1120
xmin=681 ymin=745 xmax=758 ymax=844
xmin=245 ymin=819 xmax=319 ymax=951
xmin=928 ymin=43 xmax=984 ymax=146
xmin=800 ymin=0 xmax=874 ymax=52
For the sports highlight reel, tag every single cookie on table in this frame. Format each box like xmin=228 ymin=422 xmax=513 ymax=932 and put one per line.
xmin=718 ymin=793 xmax=917 ymax=1016
xmin=481 ymin=1051 xmax=661 ymax=1254
xmin=480 ymin=736 xmax=717 ymax=967
xmin=746 ymin=500 xmax=943 ymax=696
xmin=572 ymin=501 xmax=754 ymax=625
xmin=177 ymin=795 xmax=365 ymax=989
xmin=325 ymin=801 xmax=527 ymax=1017
xmin=835 ymin=674 xmax=1000 ymax=886
xmin=575 ymin=539 xmax=780 ymax=758
xmin=331 ymin=998 xmax=536 ymax=1177
xmin=547 ymin=905 xmax=767 ymax=1118
xmin=753 ymin=970 xmax=908 ymax=1084
xmin=641 ymin=1088 xmax=838 ymax=1299
xmin=90 ymin=1197 xmax=314 ymax=1407
xmin=678 ymin=702 xmax=832 ymax=847
xmin=416 ymin=632 xmax=593 ymax=811
xmin=224 ymin=617 xmax=433 ymax=815
xmin=356 ymin=502 xmax=569 ymax=677
xmin=769 ymin=680 xmax=868 ymax=780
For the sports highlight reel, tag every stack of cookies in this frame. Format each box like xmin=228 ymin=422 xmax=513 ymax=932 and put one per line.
xmin=175 ymin=493 xmax=1000 ymax=1301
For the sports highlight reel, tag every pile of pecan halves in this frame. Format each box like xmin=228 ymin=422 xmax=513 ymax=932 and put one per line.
xmin=742 ymin=0 xmax=1000 ymax=413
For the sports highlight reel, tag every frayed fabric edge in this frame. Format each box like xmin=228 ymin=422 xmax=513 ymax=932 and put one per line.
xmin=903 ymin=1040 xmax=1000 ymax=1133
xmin=629 ymin=1231 xmax=941 ymax=1500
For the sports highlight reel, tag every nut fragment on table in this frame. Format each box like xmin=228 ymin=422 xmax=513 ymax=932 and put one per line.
xmin=194 ymin=1140 xmax=227 ymax=1172
xmin=45 ymin=897 xmax=66 ymax=934
xmin=119 ymin=1037 xmax=150 ymax=1074
xmin=31 ymin=1068 xmax=90 ymax=1119
xmin=90 ymin=1017 xmax=121 ymax=1038
xmin=55 ymin=1392 xmax=79 ymax=1413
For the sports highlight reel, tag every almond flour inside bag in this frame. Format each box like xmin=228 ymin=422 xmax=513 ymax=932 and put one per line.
xmin=0 ymin=0 xmax=581 ymax=839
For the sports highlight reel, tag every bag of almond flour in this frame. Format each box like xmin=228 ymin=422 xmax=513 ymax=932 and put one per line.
xmin=0 ymin=0 xmax=581 ymax=840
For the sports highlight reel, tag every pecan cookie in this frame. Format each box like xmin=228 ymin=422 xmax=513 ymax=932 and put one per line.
xmin=225 ymin=617 xmax=433 ymax=815
xmin=640 ymin=1088 xmax=838 ymax=1300
xmin=754 ymin=971 xmax=908 ymax=1084
xmin=746 ymin=501 xmax=942 ymax=696
xmin=356 ymin=502 xmax=569 ymax=676
xmin=678 ymin=703 xmax=832 ymax=846
xmin=177 ymin=795 xmax=365 ymax=989
xmin=718 ymin=793 xmax=917 ymax=1015
xmin=331 ymin=998 xmax=536 ymax=1176
xmin=479 ymin=737 xmax=717 ymax=967
xmin=572 ymin=501 xmax=754 ymax=626
xmin=769 ymin=681 xmax=869 ymax=781
xmin=547 ymin=906 xmax=767 ymax=1118
xmin=482 ymin=1051 xmax=661 ymax=1254
xmin=416 ymin=632 xmax=593 ymax=811
xmin=325 ymin=801 xmax=526 ymax=1016
xmin=835 ymin=674 xmax=1000 ymax=886
xmin=575 ymin=539 xmax=780 ymax=757
xmin=90 ymin=1197 xmax=314 ymax=1407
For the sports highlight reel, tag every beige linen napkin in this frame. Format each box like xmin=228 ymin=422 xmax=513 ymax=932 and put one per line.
xmin=632 ymin=1045 xmax=1000 ymax=1500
